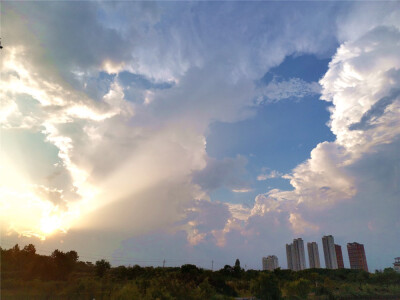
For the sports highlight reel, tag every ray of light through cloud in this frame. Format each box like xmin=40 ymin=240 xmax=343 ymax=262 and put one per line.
xmin=0 ymin=1 xmax=399 ymax=273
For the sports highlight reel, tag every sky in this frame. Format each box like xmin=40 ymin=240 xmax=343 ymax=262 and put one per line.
xmin=1 ymin=1 xmax=399 ymax=272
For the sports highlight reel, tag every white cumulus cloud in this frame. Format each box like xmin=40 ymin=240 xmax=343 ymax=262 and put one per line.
xmin=257 ymin=77 xmax=321 ymax=104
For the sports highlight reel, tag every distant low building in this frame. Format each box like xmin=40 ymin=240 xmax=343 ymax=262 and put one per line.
xmin=393 ymin=257 xmax=400 ymax=273
xmin=335 ymin=244 xmax=344 ymax=269
xmin=263 ymin=255 xmax=279 ymax=271
xmin=347 ymin=242 xmax=368 ymax=272
xmin=262 ymin=257 xmax=268 ymax=270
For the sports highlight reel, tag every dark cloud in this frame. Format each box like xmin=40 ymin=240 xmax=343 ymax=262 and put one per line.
xmin=118 ymin=72 xmax=174 ymax=90
xmin=4 ymin=2 xmax=131 ymax=69
xmin=182 ymin=200 xmax=232 ymax=233
xmin=191 ymin=156 xmax=249 ymax=192
xmin=350 ymin=88 xmax=400 ymax=131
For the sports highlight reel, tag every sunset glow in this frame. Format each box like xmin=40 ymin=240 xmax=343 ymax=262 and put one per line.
xmin=1 ymin=1 xmax=399 ymax=273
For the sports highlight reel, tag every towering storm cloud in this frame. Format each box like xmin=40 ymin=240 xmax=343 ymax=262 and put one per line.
xmin=0 ymin=1 xmax=398 ymax=271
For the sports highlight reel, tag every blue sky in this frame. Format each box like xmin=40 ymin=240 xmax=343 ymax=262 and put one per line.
xmin=206 ymin=54 xmax=335 ymax=203
xmin=1 ymin=1 xmax=399 ymax=272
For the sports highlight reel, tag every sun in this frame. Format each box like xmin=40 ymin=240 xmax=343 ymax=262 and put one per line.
xmin=40 ymin=214 xmax=64 ymax=236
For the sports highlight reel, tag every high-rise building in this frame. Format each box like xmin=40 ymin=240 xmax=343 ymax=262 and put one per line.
xmin=322 ymin=235 xmax=338 ymax=269
xmin=262 ymin=257 xmax=267 ymax=270
xmin=335 ymin=244 xmax=344 ymax=269
xmin=262 ymin=255 xmax=279 ymax=271
xmin=394 ymin=257 xmax=400 ymax=273
xmin=286 ymin=238 xmax=306 ymax=271
xmin=294 ymin=238 xmax=306 ymax=271
xmin=347 ymin=242 xmax=368 ymax=272
xmin=286 ymin=244 xmax=294 ymax=270
xmin=307 ymin=242 xmax=321 ymax=269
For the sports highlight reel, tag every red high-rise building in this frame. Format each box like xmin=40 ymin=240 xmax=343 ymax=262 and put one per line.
xmin=335 ymin=244 xmax=344 ymax=269
xmin=347 ymin=242 xmax=368 ymax=272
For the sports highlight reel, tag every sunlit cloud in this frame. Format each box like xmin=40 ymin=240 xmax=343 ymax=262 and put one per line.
xmin=264 ymin=26 xmax=400 ymax=212
xmin=257 ymin=77 xmax=321 ymax=104
xmin=257 ymin=170 xmax=282 ymax=181
xmin=288 ymin=213 xmax=319 ymax=235
xmin=231 ymin=188 xmax=252 ymax=193
xmin=0 ymin=47 xmax=130 ymax=238
xmin=0 ymin=158 xmax=79 ymax=240
xmin=1 ymin=1 xmax=399 ymax=271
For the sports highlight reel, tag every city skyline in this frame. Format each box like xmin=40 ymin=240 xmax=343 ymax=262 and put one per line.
xmin=284 ymin=235 xmax=372 ymax=272
xmin=1 ymin=1 xmax=399 ymax=271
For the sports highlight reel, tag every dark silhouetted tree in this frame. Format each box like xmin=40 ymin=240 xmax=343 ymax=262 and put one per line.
xmin=234 ymin=259 xmax=241 ymax=270
xmin=66 ymin=250 xmax=78 ymax=263
xmin=95 ymin=259 xmax=111 ymax=277
xmin=51 ymin=249 xmax=78 ymax=280
xmin=11 ymin=244 xmax=20 ymax=253
xmin=234 ymin=258 xmax=243 ymax=277
xmin=23 ymin=244 xmax=36 ymax=255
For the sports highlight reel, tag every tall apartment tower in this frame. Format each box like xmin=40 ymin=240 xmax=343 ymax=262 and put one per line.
xmin=262 ymin=255 xmax=279 ymax=271
xmin=294 ymin=238 xmax=306 ymax=271
xmin=307 ymin=242 xmax=321 ymax=268
xmin=335 ymin=244 xmax=344 ymax=269
xmin=286 ymin=244 xmax=294 ymax=270
xmin=347 ymin=242 xmax=368 ymax=272
xmin=286 ymin=238 xmax=306 ymax=271
xmin=322 ymin=235 xmax=338 ymax=269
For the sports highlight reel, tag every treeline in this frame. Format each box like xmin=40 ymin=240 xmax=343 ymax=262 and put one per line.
xmin=1 ymin=244 xmax=85 ymax=281
xmin=1 ymin=244 xmax=400 ymax=299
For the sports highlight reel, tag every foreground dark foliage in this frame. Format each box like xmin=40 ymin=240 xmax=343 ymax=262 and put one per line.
xmin=1 ymin=244 xmax=400 ymax=299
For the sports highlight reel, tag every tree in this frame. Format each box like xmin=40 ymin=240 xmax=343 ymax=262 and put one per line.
xmin=66 ymin=250 xmax=78 ymax=262
xmin=234 ymin=258 xmax=243 ymax=277
xmin=51 ymin=249 xmax=78 ymax=280
xmin=307 ymin=272 xmax=321 ymax=288
xmin=11 ymin=244 xmax=22 ymax=271
xmin=198 ymin=278 xmax=216 ymax=299
xmin=23 ymin=244 xmax=36 ymax=255
xmin=95 ymin=259 xmax=111 ymax=277
xmin=181 ymin=264 xmax=199 ymax=274
xmin=11 ymin=244 xmax=20 ymax=254
xmin=374 ymin=268 xmax=400 ymax=287
xmin=273 ymin=268 xmax=294 ymax=281
xmin=251 ymin=273 xmax=282 ymax=300
xmin=235 ymin=258 xmax=241 ymax=269
xmin=285 ymin=278 xmax=311 ymax=299
xmin=220 ymin=264 xmax=234 ymax=276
